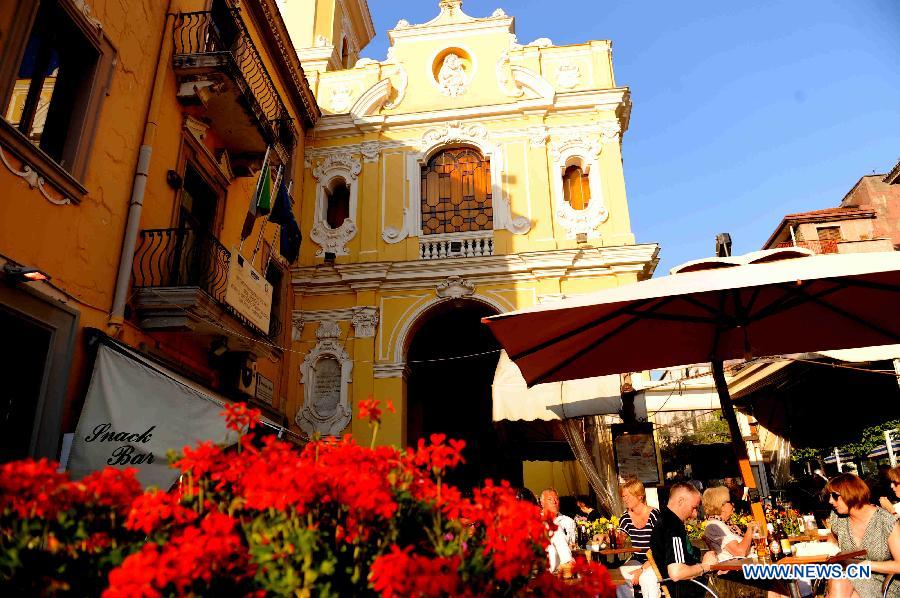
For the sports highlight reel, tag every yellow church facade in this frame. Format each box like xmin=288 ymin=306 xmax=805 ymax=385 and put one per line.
xmin=284 ymin=0 xmax=658 ymax=492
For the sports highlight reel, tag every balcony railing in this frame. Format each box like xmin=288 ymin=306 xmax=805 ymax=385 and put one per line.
xmin=132 ymin=228 xmax=279 ymax=341
xmin=777 ymin=240 xmax=839 ymax=254
xmin=420 ymin=231 xmax=494 ymax=260
xmin=172 ymin=8 xmax=294 ymax=159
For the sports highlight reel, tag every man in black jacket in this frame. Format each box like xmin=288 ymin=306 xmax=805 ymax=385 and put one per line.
xmin=650 ymin=482 xmax=715 ymax=598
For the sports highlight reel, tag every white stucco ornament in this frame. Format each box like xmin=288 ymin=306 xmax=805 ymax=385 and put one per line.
xmin=351 ymin=307 xmax=379 ymax=338
xmin=330 ymin=85 xmax=353 ymax=112
xmin=437 ymin=53 xmax=469 ymax=97
xmin=549 ymin=135 xmax=609 ymax=238
xmin=297 ymin=321 xmax=353 ymax=437
xmin=436 ymin=276 xmax=475 ymax=299
xmin=556 ymin=64 xmax=581 ymax=89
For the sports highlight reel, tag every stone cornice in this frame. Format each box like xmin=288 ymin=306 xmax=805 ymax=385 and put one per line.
xmin=308 ymin=87 xmax=630 ymax=139
xmin=291 ymin=244 xmax=660 ymax=294
xmin=246 ymin=0 xmax=321 ymax=127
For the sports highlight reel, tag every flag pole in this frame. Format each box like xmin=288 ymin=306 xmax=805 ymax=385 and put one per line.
xmin=238 ymin=146 xmax=271 ymax=255
xmin=252 ymin=164 xmax=283 ymax=263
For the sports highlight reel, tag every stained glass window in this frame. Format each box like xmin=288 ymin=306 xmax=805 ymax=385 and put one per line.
xmin=421 ymin=148 xmax=493 ymax=235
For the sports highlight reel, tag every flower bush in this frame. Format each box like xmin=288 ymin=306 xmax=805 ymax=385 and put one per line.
xmin=764 ymin=506 xmax=804 ymax=537
xmin=0 ymin=399 xmax=615 ymax=596
xmin=684 ymin=519 xmax=707 ymax=541
xmin=728 ymin=513 xmax=755 ymax=532
xmin=575 ymin=515 xmax=620 ymax=538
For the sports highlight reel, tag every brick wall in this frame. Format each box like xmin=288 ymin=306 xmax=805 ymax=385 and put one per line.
xmin=841 ymin=175 xmax=900 ymax=249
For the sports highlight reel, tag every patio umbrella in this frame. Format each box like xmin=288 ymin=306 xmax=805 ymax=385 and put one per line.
xmin=483 ymin=248 xmax=900 ymax=523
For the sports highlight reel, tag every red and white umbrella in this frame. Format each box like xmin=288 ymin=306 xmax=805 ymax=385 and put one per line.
xmin=484 ymin=248 xmax=900 ymax=524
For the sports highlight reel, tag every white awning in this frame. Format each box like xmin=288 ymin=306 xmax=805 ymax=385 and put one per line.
xmin=492 ymin=350 xmax=646 ymax=421
xmin=67 ymin=338 xmax=279 ymax=489
xmin=815 ymin=344 xmax=900 ymax=363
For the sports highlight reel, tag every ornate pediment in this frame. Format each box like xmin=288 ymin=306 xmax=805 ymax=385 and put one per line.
xmin=312 ymin=153 xmax=362 ymax=181
xmin=436 ymin=275 xmax=475 ymax=298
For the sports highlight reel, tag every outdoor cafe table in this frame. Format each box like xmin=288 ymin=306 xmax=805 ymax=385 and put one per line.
xmin=710 ymin=550 xmax=867 ymax=598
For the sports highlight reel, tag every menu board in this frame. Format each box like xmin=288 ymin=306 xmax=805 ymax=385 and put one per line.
xmin=612 ymin=423 xmax=661 ymax=485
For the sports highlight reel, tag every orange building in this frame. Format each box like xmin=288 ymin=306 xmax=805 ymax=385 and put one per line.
xmin=0 ymin=0 xmax=317 ymax=468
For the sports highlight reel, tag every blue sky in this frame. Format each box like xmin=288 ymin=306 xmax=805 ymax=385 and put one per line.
xmin=361 ymin=1 xmax=900 ymax=275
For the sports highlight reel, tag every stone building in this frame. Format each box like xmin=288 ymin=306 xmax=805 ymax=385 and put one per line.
xmin=283 ymin=0 xmax=658 ymax=493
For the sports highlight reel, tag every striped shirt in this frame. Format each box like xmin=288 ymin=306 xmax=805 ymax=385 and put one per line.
xmin=619 ymin=508 xmax=659 ymax=563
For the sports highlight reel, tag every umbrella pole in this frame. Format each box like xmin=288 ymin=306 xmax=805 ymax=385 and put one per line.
xmin=711 ymin=360 xmax=767 ymax=530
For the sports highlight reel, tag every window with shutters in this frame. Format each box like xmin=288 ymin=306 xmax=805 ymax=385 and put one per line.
xmin=420 ymin=148 xmax=493 ymax=235
xmin=562 ymin=164 xmax=590 ymax=211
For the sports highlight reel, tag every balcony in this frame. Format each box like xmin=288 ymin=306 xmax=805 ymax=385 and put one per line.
xmin=131 ymin=228 xmax=281 ymax=344
xmin=172 ymin=8 xmax=295 ymax=163
xmin=777 ymin=240 xmax=838 ymax=254
xmin=419 ymin=231 xmax=494 ymax=260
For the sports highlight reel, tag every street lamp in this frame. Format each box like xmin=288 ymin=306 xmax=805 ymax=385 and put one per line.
xmin=3 ymin=263 xmax=51 ymax=283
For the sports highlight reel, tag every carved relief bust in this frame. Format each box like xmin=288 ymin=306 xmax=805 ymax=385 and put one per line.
xmin=437 ymin=53 xmax=469 ymax=97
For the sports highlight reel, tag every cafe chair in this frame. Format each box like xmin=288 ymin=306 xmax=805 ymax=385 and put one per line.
xmin=883 ymin=573 xmax=896 ymax=598
xmin=646 ymin=550 xmax=720 ymax=598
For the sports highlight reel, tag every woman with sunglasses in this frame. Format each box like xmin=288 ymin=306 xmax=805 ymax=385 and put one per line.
xmin=826 ymin=473 xmax=900 ymax=598
xmin=877 ymin=467 xmax=900 ymax=516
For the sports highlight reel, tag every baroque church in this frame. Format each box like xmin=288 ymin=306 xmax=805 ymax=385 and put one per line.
xmin=282 ymin=0 xmax=658 ymax=493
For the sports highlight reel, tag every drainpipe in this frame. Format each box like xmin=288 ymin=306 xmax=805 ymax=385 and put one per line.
xmin=108 ymin=2 xmax=175 ymax=335
xmin=789 ymin=224 xmax=797 ymax=246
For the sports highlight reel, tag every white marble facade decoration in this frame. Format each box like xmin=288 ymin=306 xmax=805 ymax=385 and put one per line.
xmin=291 ymin=313 xmax=305 ymax=341
xmin=556 ymin=63 xmax=581 ymax=89
xmin=309 ymin=153 xmax=361 ymax=256
xmin=436 ymin=276 xmax=475 ymax=299
xmin=437 ymin=53 xmax=469 ymax=97
xmin=599 ymin=120 xmax=622 ymax=144
xmin=351 ymin=307 xmax=379 ymax=338
xmin=549 ymin=134 xmax=609 ymax=239
xmin=330 ymin=84 xmax=353 ymax=112
xmin=296 ymin=321 xmax=353 ymax=436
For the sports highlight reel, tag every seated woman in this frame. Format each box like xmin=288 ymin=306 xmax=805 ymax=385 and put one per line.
xmin=878 ymin=467 xmax=900 ymax=517
xmin=827 ymin=473 xmax=900 ymax=598
xmin=616 ymin=478 xmax=661 ymax=598
xmin=702 ymin=486 xmax=785 ymax=598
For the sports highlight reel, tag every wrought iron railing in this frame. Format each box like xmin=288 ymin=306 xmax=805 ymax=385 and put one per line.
xmin=776 ymin=240 xmax=839 ymax=254
xmin=132 ymin=228 xmax=281 ymax=342
xmin=172 ymin=8 xmax=293 ymax=156
xmin=133 ymin=228 xmax=231 ymax=303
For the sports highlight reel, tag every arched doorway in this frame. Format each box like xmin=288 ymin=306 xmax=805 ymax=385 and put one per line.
xmin=406 ymin=299 xmax=522 ymax=491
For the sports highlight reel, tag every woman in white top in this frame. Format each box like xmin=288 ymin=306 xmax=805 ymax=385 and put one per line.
xmin=702 ymin=486 xmax=757 ymax=560
xmin=702 ymin=487 xmax=787 ymax=598
xmin=615 ymin=479 xmax=660 ymax=598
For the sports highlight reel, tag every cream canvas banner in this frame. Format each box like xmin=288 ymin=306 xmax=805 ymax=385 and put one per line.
xmin=68 ymin=344 xmax=236 ymax=489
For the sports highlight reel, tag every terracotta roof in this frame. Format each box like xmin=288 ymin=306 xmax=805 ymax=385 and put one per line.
xmin=781 ymin=206 xmax=876 ymax=220
xmin=885 ymin=159 xmax=900 ymax=185
xmin=763 ymin=206 xmax=876 ymax=248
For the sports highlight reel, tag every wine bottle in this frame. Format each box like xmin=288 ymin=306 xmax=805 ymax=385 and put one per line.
xmin=778 ymin=520 xmax=793 ymax=557
xmin=767 ymin=522 xmax=782 ymax=561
